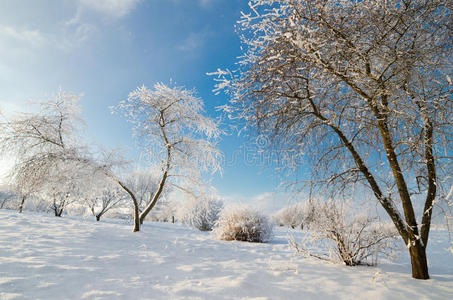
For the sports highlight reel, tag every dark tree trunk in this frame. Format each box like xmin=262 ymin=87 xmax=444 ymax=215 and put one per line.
xmin=409 ymin=242 xmax=429 ymax=279
xmin=96 ymin=215 xmax=101 ymax=221
xmin=117 ymin=180 xmax=140 ymax=232
xmin=55 ymin=207 xmax=63 ymax=217
xmin=18 ymin=196 xmax=26 ymax=213
xmin=373 ymin=96 xmax=430 ymax=280
xmin=133 ymin=206 xmax=140 ymax=232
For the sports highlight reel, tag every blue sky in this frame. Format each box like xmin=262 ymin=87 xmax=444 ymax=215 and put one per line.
xmin=0 ymin=0 xmax=305 ymax=209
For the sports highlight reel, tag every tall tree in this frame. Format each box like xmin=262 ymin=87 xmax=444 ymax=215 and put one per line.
xmin=212 ymin=0 xmax=452 ymax=279
xmin=0 ymin=91 xmax=91 ymax=212
xmin=114 ymin=83 xmax=222 ymax=231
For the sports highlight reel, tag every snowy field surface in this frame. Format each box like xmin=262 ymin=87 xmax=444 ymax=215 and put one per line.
xmin=0 ymin=210 xmax=452 ymax=300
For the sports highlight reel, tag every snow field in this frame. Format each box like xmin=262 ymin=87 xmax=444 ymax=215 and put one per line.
xmin=0 ymin=210 xmax=452 ymax=300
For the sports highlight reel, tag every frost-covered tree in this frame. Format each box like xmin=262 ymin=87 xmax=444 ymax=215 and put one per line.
xmin=114 ymin=83 xmax=222 ymax=232
xmin=123 ymin=169 xmax=161 ymax=216
xmin=212 ymin=0 xmax=452 ymax=279
xmin=0 ymin=91 xmax=146 ymax=224
xmin=273 ymin=202 xmax=306 ymax=229
xmin=36 ymin=159 xmax=93 ymax=217
xmin=106 ymin=168 xmax=174 ymax=224
xmin=84 ymin=180 xmax=128 ymax=221
xmin=0 ymin=91 xmax=92 ymax=213
xmin=178 ymin=195 xmax=223 ymax=231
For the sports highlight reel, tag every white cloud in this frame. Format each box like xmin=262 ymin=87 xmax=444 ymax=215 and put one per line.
xmin=0 ymin=25 xmax=48 ymax=74
xmin=0 ymin=21 xmax=94 ymax=54
xmin=177 ymin=31 xmax=209 ymax=52
xmin=0 ymin=25 xmax=45 ymax=46
xmin=55 ymin=0 xmax=140 ymax=50
xmin=78 ymin=0 xmax=141 ymax=19
xmin=73 ymin=23 xmax=98 ymax=44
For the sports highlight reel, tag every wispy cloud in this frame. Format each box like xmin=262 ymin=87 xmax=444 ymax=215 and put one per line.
xmin=56 ymin=0 xmax=140 ymax=50
xmin=0 ymin=25 xmax=48 ymax=72
xmin=68 ymin=23 xmax=98 ymax=46
xmin=177 ymin=31 xmax=209 ymax=52
xmin=199 ymin=0 xmax=217 ymax=7
xmin=78 ymin=0 xmax=141 ymax=19
xmin=0 ymin=25 xmax=45 ymax=46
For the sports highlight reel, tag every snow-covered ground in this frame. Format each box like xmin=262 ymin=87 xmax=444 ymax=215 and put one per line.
xmin=0 ymin=210 xmax=452 ymax=300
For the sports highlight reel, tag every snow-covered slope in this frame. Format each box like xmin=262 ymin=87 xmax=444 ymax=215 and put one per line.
xmin=0 ymin=210 xmax=452 ymax=299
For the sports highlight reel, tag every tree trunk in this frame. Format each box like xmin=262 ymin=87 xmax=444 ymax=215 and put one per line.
xmin=117 ymin=180 xmax=140 ymax=232
xmin=96 ymin=215 xmax=101 ymax=221
xmin=18 ymin=196 xmax=26 ymax=213
xmin=138 ymin=123 xmax=172 ymax=225
xmin=373 ymin=98 xmax=430 ymax=280
xmin=55 ymin=207 xmax=63 ymax=217
xmin=132 ymin=204 xmax=140 ymax=232
xmin=317 ymin=59 xmax=435 ymax=279
xmin=139 ymin=169 xmax=168 ymax=225
xmin=322 ymin=112 xmax=429 ymax=278
xmin=409 ymin=241 xmax=430 ymax=279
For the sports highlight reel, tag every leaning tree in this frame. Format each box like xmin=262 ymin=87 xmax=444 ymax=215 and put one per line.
xmin=114 ymin=83 xmax=222 ymax=232
xmin=211 ymin=0 xmax=452 ymax=279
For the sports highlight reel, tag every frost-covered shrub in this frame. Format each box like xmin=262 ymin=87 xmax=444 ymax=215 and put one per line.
xmin=178 ymin=197 xmax=223 ymax=231
xmin=290 ymin=200 xmax=399 ymax=266
xmin=150 ymin=199 xmax=177 ymax=223
xmin=214 ymin=205 xmax=273 ymax=242
xmin=0 ymin=189 xmax=18 ymax=210
xmin=273 ymin=202 xmax=308 ymax=229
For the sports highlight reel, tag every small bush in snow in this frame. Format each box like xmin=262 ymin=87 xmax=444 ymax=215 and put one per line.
xmin=178 ymin=196 xmax=223 ymax=231
xmin=214 ymin=205 xmax=273 ymax=243
xmin=273 ymin=202 xmax=314 ymax=229
xmin=290 ymin=199 xmax=399 ymax=266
